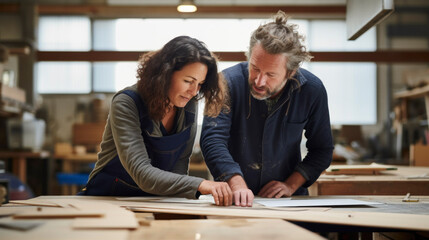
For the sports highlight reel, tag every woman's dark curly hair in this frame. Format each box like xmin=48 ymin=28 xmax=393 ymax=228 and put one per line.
xmin=137 ymin=36 xmax=228 ymax=121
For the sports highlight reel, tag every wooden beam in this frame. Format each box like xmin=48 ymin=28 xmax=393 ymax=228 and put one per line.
xmin=36 ymin=5 xmax=345 ymax=18
xmin=1 ymin=3 xmax=346 ymax=17
xmin=36 ymin=51 xmax=144 ymax=62
xmin=0 ymin=3 xmax=20 ymax=13
xmin=311 ymin=51 xmax=429 ymax=62
xmin=36 ymin=50 xmax=429 ymax=63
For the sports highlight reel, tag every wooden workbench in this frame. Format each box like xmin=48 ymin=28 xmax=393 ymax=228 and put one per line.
xmin=0 ymin=150 xmax=50 ymax=183
xmin=1 ymin=195 xmax=428 ymax=239
xmin=0 ymin=195 xmax=329 ymax=240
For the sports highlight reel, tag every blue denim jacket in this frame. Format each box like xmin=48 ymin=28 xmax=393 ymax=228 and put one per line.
xmin=201 ymin=62 xmax=333 ymax=194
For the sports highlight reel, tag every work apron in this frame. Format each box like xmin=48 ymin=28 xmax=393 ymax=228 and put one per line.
xmin=79 ymin=90 xmax=192 ymax=196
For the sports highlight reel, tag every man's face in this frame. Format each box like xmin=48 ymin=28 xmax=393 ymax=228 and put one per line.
xmin=248 ymin=44 xmax=289 ymax=100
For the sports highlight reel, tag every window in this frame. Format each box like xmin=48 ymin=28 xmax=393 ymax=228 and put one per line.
xmin=307 ymin=62 xmax=376 ymax=125
xmin=37 ymin=17 xmax=266 ymax=94
xmin=307 ymin=20 xmax=376 ymax=51
xmin=306 ymin=20 xmax=377 ymax=124
xmin=36 ymin=62 xmax=91 ymax=94
xmin=93 ymin=18 xmax=265 ymax=51
xmin=36 ymin=17 xmax=377 ymax=125
xmin=93 ymin=62 xmax=138 ymax=92
xmin=38 ymin=16 xmax=91 ymax=51
xmin=37 ymin=16 xmax=91 ymax=94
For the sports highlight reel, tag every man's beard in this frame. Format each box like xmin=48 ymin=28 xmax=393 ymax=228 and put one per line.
xmin=249 ymin=79 xmax=288 ymax=100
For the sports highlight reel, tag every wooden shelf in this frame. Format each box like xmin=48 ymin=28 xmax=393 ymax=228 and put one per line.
xmin=0 ymin=84 xmax=26 ymax=116
xmin=394 ymin=85 xmax=429 ymax=163
xmin=394 ymin=85 xmax=429 ymax=99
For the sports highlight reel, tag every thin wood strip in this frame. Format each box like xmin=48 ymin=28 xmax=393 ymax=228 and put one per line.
xmin=325 ymin=164 xmax=398 ymax=175
xmin=13 ymin=208 xmax=104 ymax=219
xmin=9 ymin=199 xmax=62 ymax=207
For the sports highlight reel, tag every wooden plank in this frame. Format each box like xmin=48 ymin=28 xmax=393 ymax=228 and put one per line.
xmin=46 ymin=199 xmax=139 ymax=230
xmin=9 ymin=199 xmax=62 ymax=207
xmin=315 ymin=166 xmax=429 ymax=195
xmin=130 ymin=219 xmax=324 ymax=240
xmin=26 ymin=195 xmax=429 ymax=232
xmin=315 ymin=181 xmax=429 ymax=195
xmin=13 ymin=208 xmax=104 ymax=219
xmin=325 ymin=163 xmax=397 ymax=175
xmin=0 ymin=219 xmax=129 ymax=240
xmin=128 ymin=201 xmax=429 ymax=231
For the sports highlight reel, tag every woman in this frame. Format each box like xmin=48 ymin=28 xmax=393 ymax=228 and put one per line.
xmin=80 ymin=36 xmax=232 ymax=206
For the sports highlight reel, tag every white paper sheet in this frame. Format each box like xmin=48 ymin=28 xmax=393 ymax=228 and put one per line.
xmin=255 ymin=198 xmax=382 ymax=207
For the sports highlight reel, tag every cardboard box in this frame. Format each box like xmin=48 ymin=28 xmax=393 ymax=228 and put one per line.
xmin=72 ymin=122 xmax=105 ymax=152
xmin=410 ymin=144 xmax=429 ymax=166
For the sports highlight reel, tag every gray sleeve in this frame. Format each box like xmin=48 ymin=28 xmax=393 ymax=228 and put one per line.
xmin=110 ymin=94 xmax=204 ymax=199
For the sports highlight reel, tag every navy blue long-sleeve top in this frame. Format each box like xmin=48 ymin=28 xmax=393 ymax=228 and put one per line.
xmin=200 ymin=62 xmax=334 ymax=194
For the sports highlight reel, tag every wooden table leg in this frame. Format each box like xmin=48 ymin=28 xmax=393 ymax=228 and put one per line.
xmin=62 ymin=185 xmax=70 ymax=195
xmin=62 ymin=160 xmax=73 ymax=195
xmin=12 ymin=156 xmax=27 ymax=183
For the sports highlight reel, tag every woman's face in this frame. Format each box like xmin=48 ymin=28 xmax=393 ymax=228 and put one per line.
xmin=168 ymin=62 xmax=207 ymax=108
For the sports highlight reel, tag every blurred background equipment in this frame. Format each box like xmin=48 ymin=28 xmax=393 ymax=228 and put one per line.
xmin=7 ymin=114 xmax=46 ymax=151
xmin=0 ymin=160 xmax=33 ymax=201
xmin=0 ymin=160 xmax=9 ymax=204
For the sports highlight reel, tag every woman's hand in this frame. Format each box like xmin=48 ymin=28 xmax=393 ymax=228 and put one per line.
xmin=198 ymin=180 xmax=233 ymax=206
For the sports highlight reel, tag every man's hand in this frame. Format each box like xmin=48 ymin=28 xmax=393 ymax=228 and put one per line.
xmin=258 ymin=171 xmax=306 ymax=198
xmin=198 ymin=180 xmax=233 ymax=206
xmin=258 ymin=180 xmax=292 ymax=198
xmin=227 ymin=175 xmax=254 ymax=207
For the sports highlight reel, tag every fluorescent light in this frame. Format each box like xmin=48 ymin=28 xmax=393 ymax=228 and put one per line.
xmin=177 ymin=0 xmax=197 ymax=13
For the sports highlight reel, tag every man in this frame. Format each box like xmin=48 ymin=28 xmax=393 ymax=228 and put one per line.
xmin=200 ymin=11 xmax=333 ymax=207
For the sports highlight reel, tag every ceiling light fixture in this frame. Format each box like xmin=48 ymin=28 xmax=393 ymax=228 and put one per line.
xmin=177 ymin=0 xmax=197 ymax=13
